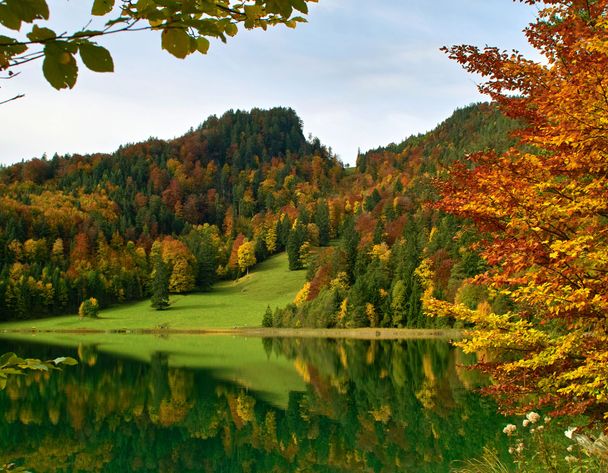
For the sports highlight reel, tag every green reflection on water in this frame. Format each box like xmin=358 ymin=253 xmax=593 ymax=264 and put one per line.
xmin=0 ymin=336 xmax=509 ymax=472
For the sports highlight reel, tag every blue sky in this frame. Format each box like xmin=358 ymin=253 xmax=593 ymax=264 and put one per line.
xmin=0 ymin=1 xmax=538 ymax=166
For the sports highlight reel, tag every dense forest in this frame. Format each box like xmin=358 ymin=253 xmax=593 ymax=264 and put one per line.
xmin=0 ymin=107 xmax=342 ymax=319
xmin=0 ymin=103 xmax=516 ymax=328
xmin=269 ymin=103 xmax=518 ymax=328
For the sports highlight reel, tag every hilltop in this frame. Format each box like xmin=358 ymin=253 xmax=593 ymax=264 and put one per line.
xmin=0 ymin=103 xmax=518 ymax=330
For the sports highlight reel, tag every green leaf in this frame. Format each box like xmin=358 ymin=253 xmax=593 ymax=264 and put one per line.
xmin=195 ymin=37 xmax=210 ymax=54
xmin=290 ymin=0 xmax=308 ymax=14
xmin=5 ymin=0 xmax=49 ymax=23
xmin=79 ymin=42 xmax=114 ymax=72
xmin=43 ymin=44 xmax=78 ymax=90
xmin=244 ymin=5 xmax=264 ymax=20
xmin=161 ymin=28 xmax=193 ymax=59
xmin=224 ymin=23 xmax=238 ymax=37
xmin=1 ymin=368 xmax=23 ymax=375
xmin=267 ymin=0 xmax=293 ymax=18
xmin=92 ymin=0 xmax=115 ymax=16
xmin=27 ymin=25 xmax=56 ymax=42
xmin=0 ymin=5 xmax=22 ymax=30
xmin=0 ymin=353 xmax=17 ymax=368
xmin=135 ymin=0 xmax=155 ymax=10
xmin=19 ymin=361 xmax=48 ymax=371
xmin=52 ymin=357 xmax=78 ymax=366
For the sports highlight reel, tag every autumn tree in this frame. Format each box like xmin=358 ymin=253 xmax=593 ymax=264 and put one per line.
xmin=78 ymin=297 xmax=100 ymax=318
xmin=161 ymin=237 xmax=195 ymax=294
xmin=426 ymin=0 xmax=608 ymax=421
xmin=228 ymin=233 xmax=246 ymax=275
xmin=264 ymin=223 xmax=278 ymax=254
xmin=237 ymin=240 xmax=256 ymax=276
xmin=0 ymin=0 xmax=317 ymax=101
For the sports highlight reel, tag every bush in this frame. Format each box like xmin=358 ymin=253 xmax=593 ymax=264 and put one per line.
xmin=78 ymin=298 xmax=99 ymax=319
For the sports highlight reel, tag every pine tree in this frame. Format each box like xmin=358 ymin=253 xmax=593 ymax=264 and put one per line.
xmin=314 ymin=201 xmax=330 ymax=247
xmin=277 ymin=214 xmax=291 ymax=251
xmin=390 ymin=280 xmax=406 ymax=327
xmin=287 ymin=222 xmax=307 ymax=271
xmin=197 ymin=236 xmax=218 ymax=291
xmin=373 ymin=219 xmax=384 ymax=244
xmin=150 ymin=253 xmax=170 ymax=310
xmin=340 ymin=215 xmax=359 ymax=283
xmin=262 ymin=305 xmax=273 ymax=328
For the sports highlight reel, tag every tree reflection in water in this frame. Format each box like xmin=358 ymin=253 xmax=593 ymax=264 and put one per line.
xmin=0 ymin=338 xmax=508 ymax=472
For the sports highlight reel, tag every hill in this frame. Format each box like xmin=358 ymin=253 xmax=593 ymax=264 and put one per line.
xmin=270 ymin=103 xmax=520 ymax=328
xmin=0 ymin=103 xmax=518 ymax=330
xmin=0 ymin=107 xmax=341 ymax=321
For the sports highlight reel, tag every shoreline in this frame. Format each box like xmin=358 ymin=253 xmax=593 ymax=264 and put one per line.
xmin=0 ymin=327 xmax=462 ymax=340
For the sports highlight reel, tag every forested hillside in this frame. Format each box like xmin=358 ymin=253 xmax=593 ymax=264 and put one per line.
xmin=270 ymin=103 xmax=518 ymax=328
xmin=0 ymin=107 xmax=342 ymax=320
xmin=0 ymin=103 xmax=516 ymax=326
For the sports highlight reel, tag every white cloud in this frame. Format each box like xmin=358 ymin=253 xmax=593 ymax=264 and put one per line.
xmin=1 ymin=0 xmax=538 ymax=167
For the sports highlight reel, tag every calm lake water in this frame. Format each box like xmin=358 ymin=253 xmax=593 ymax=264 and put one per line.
xmin=0 ymin=335 xmax=509 ymax=472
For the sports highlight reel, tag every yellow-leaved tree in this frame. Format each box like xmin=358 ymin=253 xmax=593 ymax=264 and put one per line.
xmin=425 ymin=0 xmax=608 ymax=422
xmin=237 ymin=240 xmax=256 ymax=276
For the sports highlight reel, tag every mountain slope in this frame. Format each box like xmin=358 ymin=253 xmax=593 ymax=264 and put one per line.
xmin=0 ymin=103 xmax=518 ymax=327
xmin=0 ymin=107 xmax=341 ymax=321
xmin=271 ymin=102 xmax=520 ymax=328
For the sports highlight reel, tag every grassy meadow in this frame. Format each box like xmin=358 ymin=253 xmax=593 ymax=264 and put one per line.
xmin=0 ymin=253 xmax=306 ymax=332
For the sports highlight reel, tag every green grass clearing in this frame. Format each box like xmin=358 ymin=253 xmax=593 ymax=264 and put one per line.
xmin=0 ymin=253 xmax=306 ymax=331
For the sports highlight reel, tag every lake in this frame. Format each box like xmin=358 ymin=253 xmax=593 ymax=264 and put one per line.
xmin=0 ymin=335 xmax=510 ymax=472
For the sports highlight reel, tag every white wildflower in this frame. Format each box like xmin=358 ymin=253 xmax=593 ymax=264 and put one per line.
xmin=503 ymin=424 xmax=517 ymax=436
xmin=565 ymin=427 xmax=577 ymax=439
xmin=526 ymin=412 xmax=541 ymax=424
xmin=523 ymin=419 xmax=530 ymax=427
xmin=544 ymin=416 xmax=551 ymax=424
xmin=564 ymin=455 xmax=577 ymax=463
xmin=537 ymin=425 xmax=544 ymax=431
xmin=567 ymin=445 xmax=574 ymax=452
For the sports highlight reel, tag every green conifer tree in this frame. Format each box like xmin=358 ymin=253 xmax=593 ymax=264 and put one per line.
xmin=150 ymin=254 xmax=170 ymax=310
xmin=340 ymin=215 xmax=359 ymax=283
xmin=287 ymin=222 xmax=307 ymax=270
xmin=262 ymin=305 xmax=273 ymax=328
xmin=314 ymin=201 xmax=331 ymax=247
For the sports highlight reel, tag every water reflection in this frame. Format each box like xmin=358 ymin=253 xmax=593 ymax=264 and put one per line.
xmin=0 ymin=337 xmax=508 ymax=472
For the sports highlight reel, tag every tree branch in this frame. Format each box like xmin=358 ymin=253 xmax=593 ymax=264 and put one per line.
xmin=0 ymin=94 xmax=25 ymax=106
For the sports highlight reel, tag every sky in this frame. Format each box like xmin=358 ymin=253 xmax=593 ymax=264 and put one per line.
xmin=0 ymin=0 xmax=539 ymax=167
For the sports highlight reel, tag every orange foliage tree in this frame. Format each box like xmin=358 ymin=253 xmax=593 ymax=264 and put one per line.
xmin=424 ymin=0 xmax=608 ymax=421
